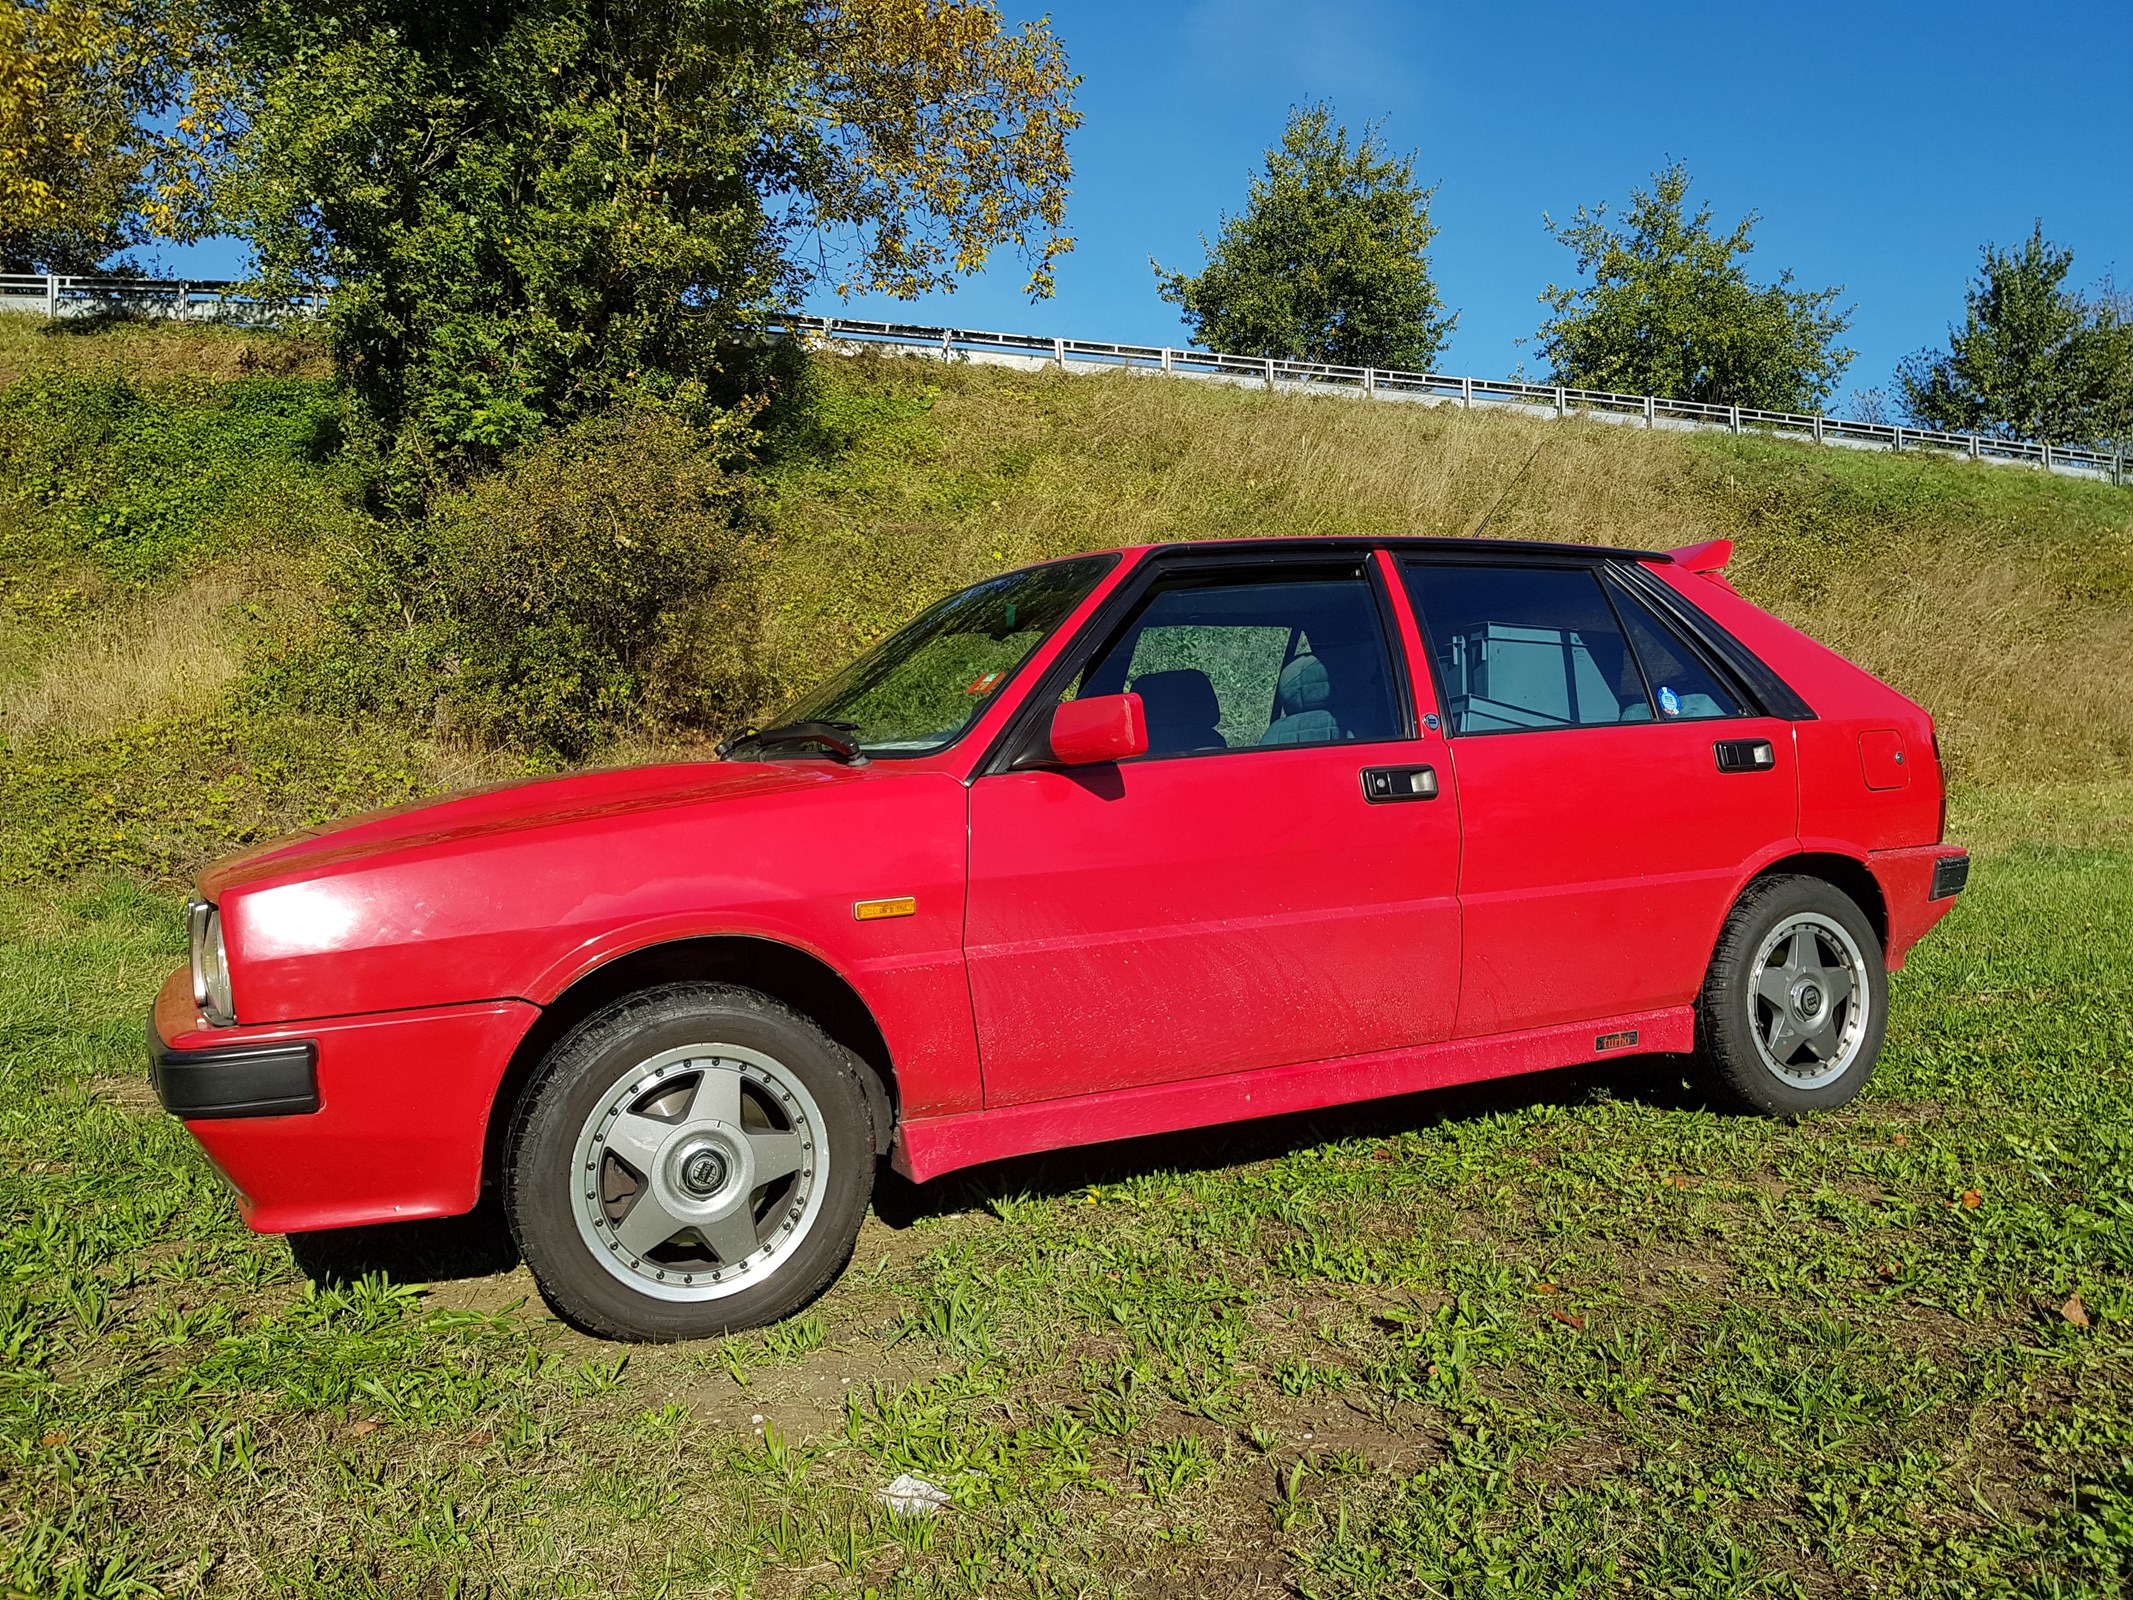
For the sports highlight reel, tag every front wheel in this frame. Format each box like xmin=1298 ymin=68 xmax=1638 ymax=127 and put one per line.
xmin=1697 ymin=875 xmax=1888 ymax=1117
xmin=504 ymin=984 xmax=875 ymax=1341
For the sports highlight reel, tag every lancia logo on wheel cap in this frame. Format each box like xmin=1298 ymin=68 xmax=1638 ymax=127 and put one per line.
xmin=680 ymin=1147 xmax=728 ymax=1196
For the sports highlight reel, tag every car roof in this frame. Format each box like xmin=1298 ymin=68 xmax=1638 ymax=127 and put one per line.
xmin=1110 ymin=534 xmax=1673 ymax=563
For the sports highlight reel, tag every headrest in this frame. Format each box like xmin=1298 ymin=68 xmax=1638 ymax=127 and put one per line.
xmin=1275 ymin=654 xmax=1332 ymax=717
xmin=1130 ymin=668 xmax=1221 ymax=727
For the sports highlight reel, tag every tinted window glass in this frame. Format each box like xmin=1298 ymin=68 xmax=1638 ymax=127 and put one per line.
xmin=1607 ymin=582 xmax=1744 ymax=721
xmin=1403 ymin=564 xmax=1652 ymax=734
xmin=1076 ymin=573 xmax=1402 ymax=757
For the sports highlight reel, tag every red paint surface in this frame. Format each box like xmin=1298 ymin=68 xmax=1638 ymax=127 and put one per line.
xmin=1868 ymin=843 xmax=1966 ymax=970
xmin=1047 ymin=692 xmax=1149 ymax=764
xmin=1444 ymin=717 xmax=1800 ymax=1037
xmin=965 ymin=735 xmax=1463 ymax=1105
xmin=156 ymin=969 xmax=535 ymax=1232
xmin=1859 ymin=728 xmax=1911 ymax=790
xmin=896 ymin=1005 xmax=1697 ymax=1182
xmin=155 ymin=537 xmax=1966 ymax=1229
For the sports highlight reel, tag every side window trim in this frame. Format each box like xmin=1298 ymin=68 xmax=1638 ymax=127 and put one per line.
xmin=1601 ymin=568 xmax=1768 ymax=722
xmin=1593 ymin=575 xmax=1662 ymax=720
xmin=1364 ymin=556 xmax=1421 ymax=741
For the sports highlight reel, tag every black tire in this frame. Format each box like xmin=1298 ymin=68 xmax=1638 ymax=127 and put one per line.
xmin=1696 ymin=874 xmax=1888 ymax=1117
xmin=504 ymin=983 xmax=875 ymax=1341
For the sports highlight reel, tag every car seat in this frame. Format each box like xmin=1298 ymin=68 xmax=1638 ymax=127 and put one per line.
xmin=1259 ymin=655 xmax=1342 ymax=745
xmin=1130 ymin=669 xmax=1226 ymax=756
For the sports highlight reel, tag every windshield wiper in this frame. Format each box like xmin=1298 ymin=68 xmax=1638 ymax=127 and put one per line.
xmin=718 ymin=720 xmax=868 ymax=764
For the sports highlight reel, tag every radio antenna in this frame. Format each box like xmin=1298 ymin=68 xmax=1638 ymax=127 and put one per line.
xmin=1468 ymin=434 xmax=1548 ymax=539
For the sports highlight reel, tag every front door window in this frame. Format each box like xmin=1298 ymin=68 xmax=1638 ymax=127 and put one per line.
xmin=1071 ymin=573 xmax=1405 ymax=755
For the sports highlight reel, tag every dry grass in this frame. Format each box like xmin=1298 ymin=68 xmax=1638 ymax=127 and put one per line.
xmin=0 ymin=312 xmax=326 ymax=386
xmin=0 ymin=570 xmax=251 ymax=739
xmin=1777 ymin=549 xmax=2133 ymax=787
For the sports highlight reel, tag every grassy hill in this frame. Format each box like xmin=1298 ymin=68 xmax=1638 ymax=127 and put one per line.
xmin=3 ymin=316 xmax=2132 ymax=1598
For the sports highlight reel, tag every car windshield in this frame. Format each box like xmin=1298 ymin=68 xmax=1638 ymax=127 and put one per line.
xmin=755 ymin=555 xmax=1117 ymax=758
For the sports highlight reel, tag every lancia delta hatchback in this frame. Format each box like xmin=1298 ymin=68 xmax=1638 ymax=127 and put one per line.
xmin=150 ymin=536 xmax=1969 ymax=1340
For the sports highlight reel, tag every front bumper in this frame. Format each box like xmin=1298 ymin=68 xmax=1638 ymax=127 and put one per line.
xmin=148 ymin=968 xmax=538 ymax=1234
xmin=148 ymin=1016 xmax=319 ymax=1119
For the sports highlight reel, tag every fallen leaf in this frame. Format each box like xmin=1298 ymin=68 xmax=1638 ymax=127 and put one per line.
xmin=2061 ymin=1294 xmax=2091 ymax=1330
xmin=349 ymin=1419 xmax=380 ymax=1437
xmin=40 ymin=1431 xmax=66 ymax=1448
xmin=1959 ymin=1189 xmax=1983 ymax=1210
xmin=1548 ymin=1309 xmax=1586 ymax=1331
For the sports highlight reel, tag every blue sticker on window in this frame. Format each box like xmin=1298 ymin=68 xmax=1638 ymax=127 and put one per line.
xmin=1658 ymin=685 xmax=1681 ymax=717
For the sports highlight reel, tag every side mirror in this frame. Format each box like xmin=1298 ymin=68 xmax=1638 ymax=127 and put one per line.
xmin=1048 ymin=693 xmax=1148 ymax=765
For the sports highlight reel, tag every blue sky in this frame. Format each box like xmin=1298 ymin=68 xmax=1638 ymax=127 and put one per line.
xmin=165 ymin=0 xmax=2131 ymax=409
xmin=813 ymin=0 xmax=2133 ymax=408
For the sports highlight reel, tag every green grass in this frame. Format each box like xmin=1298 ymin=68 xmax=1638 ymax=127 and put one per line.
xmin=3 ymin=790 xmax=2130 ymax=1597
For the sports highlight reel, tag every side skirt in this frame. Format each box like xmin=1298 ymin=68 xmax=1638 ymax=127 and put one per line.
xmin=892 ymin=1005 xmax=1695 ymax=1183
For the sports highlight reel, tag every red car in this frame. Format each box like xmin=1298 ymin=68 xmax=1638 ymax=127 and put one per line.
xmin=151 ymin=537 xmax=1968 ymax=1339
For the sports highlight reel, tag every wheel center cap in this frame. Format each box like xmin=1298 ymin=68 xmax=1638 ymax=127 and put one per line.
xmin=679 ymin=1146 xmax=729 ymax=1197
xmin=1794 ymin=980 xmax=1823 ymax=1017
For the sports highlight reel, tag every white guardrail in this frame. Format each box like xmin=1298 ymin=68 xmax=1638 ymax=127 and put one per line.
xmin=5 ymin=273 xmax=2124 ymax=486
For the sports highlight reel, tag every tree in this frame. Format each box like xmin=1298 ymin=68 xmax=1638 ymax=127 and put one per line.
xmin=213 ymin=0 xmax=1079 ymax=497
xmin=1154 ymin=104 xmax=1454 ymax=370
xmin=0 ymin=0 xmax=231 ymax=271
xmin=1533 ymin=163 xmax=1853 ymax=411
xmin=1898 ymin=226 xmax=2133 ymax=446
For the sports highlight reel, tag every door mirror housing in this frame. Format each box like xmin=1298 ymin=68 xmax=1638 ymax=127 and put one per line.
xmin=1048 ymin=693 xmax=1149 ymax=765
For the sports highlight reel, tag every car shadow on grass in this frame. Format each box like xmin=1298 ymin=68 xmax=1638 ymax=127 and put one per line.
xmin=286 ymin=1194 xmax=521 ymax=1288
xmin=280 ymin=1054 xmax=1715 ymax=1283
xmin=874 ymin=1051 xmax=1718 ymax=1228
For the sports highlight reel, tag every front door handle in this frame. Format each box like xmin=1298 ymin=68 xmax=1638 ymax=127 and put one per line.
xmin=1714 ymin=738 xmax=1776 ymax=773
xmin=1361 ymin=765 xmax=1438 ymax=803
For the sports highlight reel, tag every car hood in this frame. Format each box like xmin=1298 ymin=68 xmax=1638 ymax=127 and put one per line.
xmin=198 ymin=759 xmax=852 ymax=898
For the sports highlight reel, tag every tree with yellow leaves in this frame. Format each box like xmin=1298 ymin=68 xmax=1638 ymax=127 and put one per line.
xmin=207 ymin=0 xmax=1078 ymax=494
xmin=0 ymin=0 xmax=232 ymax=271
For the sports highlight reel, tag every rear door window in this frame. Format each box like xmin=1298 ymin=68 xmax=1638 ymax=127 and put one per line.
xmin=1401 ymin=563 xmax=1652 ymax=734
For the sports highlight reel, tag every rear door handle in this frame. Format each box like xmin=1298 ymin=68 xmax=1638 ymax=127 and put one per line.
xmin=1361 ymin=765 xmax=1438 ymax=803
xmin=1714 ymin=738 xmax=1776 ymax=773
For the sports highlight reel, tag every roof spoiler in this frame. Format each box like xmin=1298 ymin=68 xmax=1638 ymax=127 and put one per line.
xmin=1667 ymin=538 xmax=1733 ymax=574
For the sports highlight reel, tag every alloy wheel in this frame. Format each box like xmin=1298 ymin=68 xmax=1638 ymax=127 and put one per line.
xmin=570 ymin=1044 xmax=828 ymax=1302
xmin=1746 ymin=913 xmax=1872 ymax=1091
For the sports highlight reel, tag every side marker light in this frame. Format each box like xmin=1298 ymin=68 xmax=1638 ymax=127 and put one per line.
xmin=854 ymin=897 xmax=917 ymax=921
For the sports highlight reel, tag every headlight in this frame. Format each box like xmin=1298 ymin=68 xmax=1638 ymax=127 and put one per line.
xmin=188 ymin=898 xmax=235 ymax=1026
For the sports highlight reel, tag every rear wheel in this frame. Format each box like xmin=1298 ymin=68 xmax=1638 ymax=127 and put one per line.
xmin=504 ymin=984 xmax=874 ymax=1341
xmin=1697 ymin=875 xmax=1887 ymax=1116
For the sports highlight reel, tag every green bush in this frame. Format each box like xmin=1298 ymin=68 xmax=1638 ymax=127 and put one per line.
xmin=0 ymin=370 xmax=346 ymax=582
xmin=0 ymin=708 xmax=430 ymax=884
xmin=285 ymin=408 xmax=757 ymax=760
